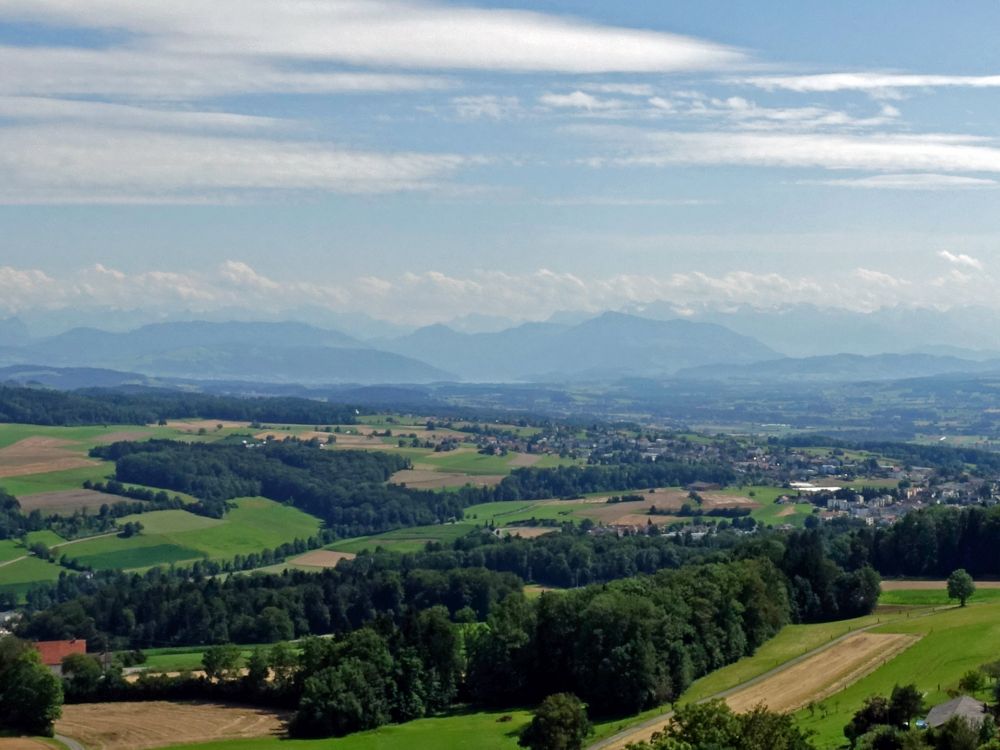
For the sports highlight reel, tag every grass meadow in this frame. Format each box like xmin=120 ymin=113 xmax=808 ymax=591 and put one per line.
xmin=60 ymin=498 xmax=322 ymax=571
xmin=159 ymin=708 xmax=532 ymax=750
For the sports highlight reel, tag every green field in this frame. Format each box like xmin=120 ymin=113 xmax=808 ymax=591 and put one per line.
xmin=329 ymin=523 xmax=479 ymax=555
xmin=0 ymin=539 xmax=22 ymax=563
xmin=419 ymin=450 xmax=519 ymax=475
xmin=25 ymin=530 xmax=67 ymax=548
xmin=0 ymin=423 xmax=156 ymax=451
xmin=797 ymin=599 xmax=1000 ymax=747
xmin=878 ymin=587 xmax=1000 ymax=606
xmin=0 ymin=463 xmax=115 ymax=496
xmin=61 ymin=498 xmax=323 ymax=571
xmin=160 ymin=708 xmax=532 ymax=750
xmin=0 ymin=555 xmax=65 ymax=597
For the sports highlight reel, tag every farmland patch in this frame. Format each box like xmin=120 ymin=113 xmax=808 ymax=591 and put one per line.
xmin=288 ymin=549 xmax=355 ymax=568
xmin=724 ymin=632 xmax=919 ymax=714
xmin=0 ymin=436 xmax=98 ymax=478
xmin=56 ymin=701 xmax=288 ymax=750
xmin=18 ymin=488 xmax=124 ymax=515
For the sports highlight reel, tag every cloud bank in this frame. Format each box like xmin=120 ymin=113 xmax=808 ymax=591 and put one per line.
xmin=0 ymin=258 xmax=995 ymax=325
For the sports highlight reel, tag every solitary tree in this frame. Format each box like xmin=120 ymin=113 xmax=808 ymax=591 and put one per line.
xmin=947 ymin=568 xmax=976 ymax=607
xmin=519 ymin=693 xmax=592 ymax=750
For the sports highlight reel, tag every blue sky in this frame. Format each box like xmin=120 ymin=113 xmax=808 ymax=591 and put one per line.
xmin=2 ymin=1 xmax=1000 ymax=324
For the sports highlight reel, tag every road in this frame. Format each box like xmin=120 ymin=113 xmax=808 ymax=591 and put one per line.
xmin=55 ymin=734 xmax=85 ymax=750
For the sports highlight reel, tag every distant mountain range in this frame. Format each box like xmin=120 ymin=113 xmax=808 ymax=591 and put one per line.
xmin=378 ymin=312 xmax=778 ymax=381
xmin=6 ymin=307 xmax=1000 ymax=387
xmin=631 ymin=302 xmax=1000 ymax=358
xmin=0 ymin=313 xmax=778 ymax=384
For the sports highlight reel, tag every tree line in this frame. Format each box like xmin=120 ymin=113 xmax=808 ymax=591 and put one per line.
xmin=0 ymin=385 xmax=361 ymax=426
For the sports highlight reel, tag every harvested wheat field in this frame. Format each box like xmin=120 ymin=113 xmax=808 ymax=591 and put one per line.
xmin=166 ymin=420 xmax=249 ymax=433
xmin=498 ymin=526 xmax=558 ymax=539
xmin=724 ymin=632 xmax=920 ymax=714
xmin=18 ymin=489 xmax=120 ymax=515
xmin=0 ymin=437 xmax=97 ymax=478
xmin=390 ymin=469 xmax=505 ymax=489
xmin=290 ymin=549 xmax=356 ymax=568
xmin=56 ymin=701 xmax=288 ymax=750
xmin=881 ymin=579 xmax=1000 ymax=591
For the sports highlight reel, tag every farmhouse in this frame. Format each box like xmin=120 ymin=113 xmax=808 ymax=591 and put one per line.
xmin=33 ymin=638 xmax=87 ymax=675
xmin=925 ymin=695 xmax=988 ymax=729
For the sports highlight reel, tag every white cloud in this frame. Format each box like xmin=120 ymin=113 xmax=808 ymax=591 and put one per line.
xmin=741 ymin=72 xmax=1000 ymax=93
xmin=0 ymin=96 xmax=287 ymax=132
xmin=0 ymin=45 xmax=453 ymax=100
xmin=538 ymin=91 xmax=626 ymax=111
xmin=2 ymin=260 xmax=997 ymax=323
xmin=451 ymin=95 xmax=521 ymax=120
xmin=938 ymin=250 xmax=983 ymax=270
xmin=1 ymin=0 xmax=744 ymax=74
xmin=582 ymin=83 xmax=656 ymax=96
xmin=0 ymin=125 xmax=470 ymax=202
xmin=805 ymin=173 xmax=998 ymax=190
xmin=579 ymin=128 xmax=1000 ymax=174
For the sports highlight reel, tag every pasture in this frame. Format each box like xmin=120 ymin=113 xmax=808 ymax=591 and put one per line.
xmin=0 ymin=555 xmax=64 ymax=598
xmin=154 ymin=708 xmax=532 ymax=750
xmin=60 ymin=498 xmax=322 ymax=571
xmin=329 ymin=523 xmax=479 ymax=555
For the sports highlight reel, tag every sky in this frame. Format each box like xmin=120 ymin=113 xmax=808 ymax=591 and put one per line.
xmin=2 ymin=1 xmax=1000 ymax=325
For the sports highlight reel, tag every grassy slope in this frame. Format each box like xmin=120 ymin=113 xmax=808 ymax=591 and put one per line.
xmin=0 ymin=539 xmax=22 ymax=563
xmin=62 ymin=498 xmax=322 ymax=570
xmin=329 ymin=523 xmax=478 ymax=555
xmin=159 ymin=709 xmax=531 ymax=750
xmin=0 ymin=463 xmax=115 ymax=496
xmin=797 ymin=599 xmax=1000 ymax=748
xmin=0 ymin=555 xmax=64 ymax=596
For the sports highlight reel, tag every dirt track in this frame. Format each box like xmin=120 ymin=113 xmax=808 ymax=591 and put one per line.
xmin=56 ymin=701 xmax=287 ymax=750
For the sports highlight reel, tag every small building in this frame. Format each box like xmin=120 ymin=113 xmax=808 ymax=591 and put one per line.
xmin=33 ymin=639 xmax=87 ymax=675
xmin=925 ymin=695 xmax=988 ymax=729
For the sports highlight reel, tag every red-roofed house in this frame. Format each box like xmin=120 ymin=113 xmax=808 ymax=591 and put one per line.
xmin=33 ymin=639 xmax=87 ymax=674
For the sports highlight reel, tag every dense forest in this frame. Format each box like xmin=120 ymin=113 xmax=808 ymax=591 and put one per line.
xmin=859 ymin=504 xmax=1000 ymax=577
xmin=23 ymin=557 xmax=791 ymax=735
xmin=18 ymin=527 xmax=878 ymax=648
xmin=90 ymin=440 xmax=463 ymax=534
xmin=0 ymin=385 xmax=360 ymax=426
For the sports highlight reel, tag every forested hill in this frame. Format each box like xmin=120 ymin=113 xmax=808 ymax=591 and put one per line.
xmin=91 ymin=439 xmax=737 ymax=533
xmin=0 ymin=385 xmax=360 ymax=426
xmin=91 ymin=440 xmax=452 ymax=536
